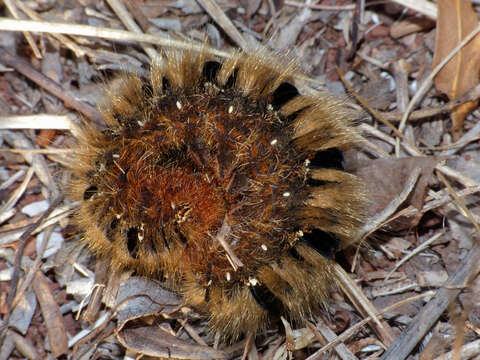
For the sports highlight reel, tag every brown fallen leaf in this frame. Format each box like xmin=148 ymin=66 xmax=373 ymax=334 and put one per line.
xmin=432 ymin=0 xmax=480 ymax=140
xmin=116 ymin=277 xmax=181 ymax=330
xmin=8 ymin=330 xmax=40 ymax=360
xmin=116 ymin=326 xmax=229 ymax=359
xmin=36 ymin=129 xmax=57 ymax=147
xmin=32 ymin=271 xmax=69 ymax=358
xmin=390 ymin=17 xmax=435 ymax=39
xmin=356 ymin=157 xmax=439 ymax=230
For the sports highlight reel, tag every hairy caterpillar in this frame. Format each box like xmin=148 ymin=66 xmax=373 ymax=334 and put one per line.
xmin=67 ymin=48 xmax=365 ymax=341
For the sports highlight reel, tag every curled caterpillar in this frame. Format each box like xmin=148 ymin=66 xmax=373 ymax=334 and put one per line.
xmin=67 ymin=49 xmax=366 ymax=341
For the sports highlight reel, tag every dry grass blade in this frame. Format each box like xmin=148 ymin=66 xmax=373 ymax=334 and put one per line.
xmin=421 ymin=186 xmax=480 ymax=214
xmin=0 ymin=115 xmax=72 ymax=130
xmin=0 ymin=148 xmax=72 ymax=155
xmin=0 ymin=18 xmax=230 ymax=58
xmin=443 ymin=115 xmax=480 ymax=156
xmin=0 ymin=169 xmax=25 ymax=191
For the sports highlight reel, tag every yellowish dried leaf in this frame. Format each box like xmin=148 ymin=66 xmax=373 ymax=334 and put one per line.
xmin=432 ymin=0 xmax=480 ymax=139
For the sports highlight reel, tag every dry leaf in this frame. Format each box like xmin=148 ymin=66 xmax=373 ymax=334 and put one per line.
xmin=36 ymin=129 xmax=57 ymax=147
xmin=116 ymin=277 xmax=181 ymax=330
xmin=32 ymin=271 xmax=69 ymax=358
xmin=116 ymin=326 xmax=229 ymax=359
xmin=432 ymin=0 xmax=480 ymax=140
xmin=356 ymin=157 xmax=439 ymax=230
xmin=390 ymin=17 xmax=435 ymax=39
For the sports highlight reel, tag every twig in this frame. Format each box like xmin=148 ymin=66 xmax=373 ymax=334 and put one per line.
xmin=417 ymin=185 xmax=480 ymax=215
xmin=0 ymin=48 xmax=102 ymax=124
xmin=420 ymin=135 xmax=480 ymax=151
xmin=436 ymin=164 xmax=479 ymax=188
xmin=0 ymin=203 xmax=78 ymax=246
xmin=342 ymin=43 xmax=480 ymax=191
xmin=178 ymin=319 xmax=209 ymax=347
xmin=0 ymin=17 xmax=333 ymax=90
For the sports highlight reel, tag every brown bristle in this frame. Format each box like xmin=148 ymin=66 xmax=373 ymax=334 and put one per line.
xmin=66 ymin=49 xmax=366 ymax=340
